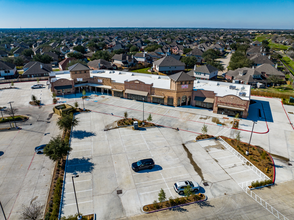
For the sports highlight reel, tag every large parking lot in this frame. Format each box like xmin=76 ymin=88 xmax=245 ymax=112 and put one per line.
xmin=61 ymin=112 xmax=267 ymax=219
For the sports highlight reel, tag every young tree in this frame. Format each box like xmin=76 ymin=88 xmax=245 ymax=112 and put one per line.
xmin=158 ymin=188 xmax=166 ymax=203
xmin=21 ymin=202 xmax=44 ymax=220
xmin=44 ymin=135 xmax=72 ymax=162
xmin=31 ymin=95 xmax=37 ymax=102
xmin=184 ymin=185 xmax=192 ymax=198
xmin=147 ymin=113 xmax=152 ymax=122
xmin=124 ymin=111 xmax=128 ymax=118
xmin=57 ymin=113 xmax=79 ymax=133
xmin=201 ymin=123 xmax=208 ymax=134
xmin=37 ymin=78 xmax=39 ymax=84
xmin=82 ymin=89 xmax=86 ymax=110
xmin=74 ymin=101 xmax=79 ymax=108
xmin=268 ymin=75 xmax=280 ymax=87
xmin=235 ymin=131 xmax=241 ymax=146
xmin=11 ymin=81 xmax=14 ymax=87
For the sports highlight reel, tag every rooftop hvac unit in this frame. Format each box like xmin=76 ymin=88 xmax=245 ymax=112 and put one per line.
xmin=229 ymin=85 xmax=236 ymax=89
xmin=239 ymin=92 xmax=246 ymax=97
xmin=241 ymin=86 xmax=245 ymax=90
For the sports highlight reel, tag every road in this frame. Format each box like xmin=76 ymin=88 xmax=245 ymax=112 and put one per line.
xmin=216 ymin=53 xmax=232 ymax=75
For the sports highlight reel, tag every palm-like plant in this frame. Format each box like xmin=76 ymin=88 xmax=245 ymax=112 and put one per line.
xmin=43 ymin=135 xmax=72 ymax=162
xmin=57 ymin=113 xmax=79 ymax=133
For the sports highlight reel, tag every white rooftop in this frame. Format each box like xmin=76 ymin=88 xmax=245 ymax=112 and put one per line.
xmin=51 ymin=70 xmax=171 ymax=90
xmin=193 ymin=80 xmax=251 ymax=100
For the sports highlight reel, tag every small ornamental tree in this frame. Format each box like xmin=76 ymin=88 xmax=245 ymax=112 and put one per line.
xmin=57 ymin=113 xmax=79 ymax=133
xmin=158 ymin=188 xmax=166 ymax=203
xmin=21 ymin=202 xmax=44 ymax=220
xmin=124 ymin=111 xmax=128 ymax=118
xmin=201 ymin=123 xmax=208 ymax=134
xmin=44 ymin=135 xmax=72 ymax=163
xmin=184 ymin=185 xmax=192 ymax=198
xmin=37 ymin=78 xmax=39 ymax=84
xmin=11 ymin=81 xmax=14 ymax=87
xmin=74 ymin=101 xmax=79 ymax=108
xmin=235 ymin=131 xmax=241 ymax=147
xmin=147 ymin=113 xmax=152 ymax=122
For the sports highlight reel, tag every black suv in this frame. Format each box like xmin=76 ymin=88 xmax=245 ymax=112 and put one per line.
xmin=132 ymin=158 xmax=155 ymax=172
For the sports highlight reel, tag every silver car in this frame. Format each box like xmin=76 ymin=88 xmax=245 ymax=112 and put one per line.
xmin=173 ymin=180 xmax=200 ymax=195
xmin=35 ymin=144 xmax=47 ymax=154
xmin=31 ymin=84 xmax=43 ymax=89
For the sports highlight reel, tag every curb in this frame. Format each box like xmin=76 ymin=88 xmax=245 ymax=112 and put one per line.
xmin=280 ymin=101 xmax=294 ymax=130
xmin=141 ymin=196 xmax=207 ymax=214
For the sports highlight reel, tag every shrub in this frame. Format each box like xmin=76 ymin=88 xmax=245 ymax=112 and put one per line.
xmin=192 ymin=194 xmax=200 ymax=201
xmin=261 ymin=151 xmax=267 ymax=160
xmin=184 ymin=185 xmax=192 ymax=198
xmin=124 ymin=111 xmax=128 ymax=118
xmin=169 ymin=197 xmax=176 ymax=206
xmin=153 ymin=200 xmax=159 ymax=209
xmin=180 ymin=197 xmax=186 ymax=204
xmin=174 ymin=197 xmax=180 ymax=205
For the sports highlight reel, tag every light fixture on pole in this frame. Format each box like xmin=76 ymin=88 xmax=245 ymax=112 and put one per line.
xmin=246 ymin=121 xmax=256 ymax=156
xmin=72 ymin=174 xmax=82 ymax=219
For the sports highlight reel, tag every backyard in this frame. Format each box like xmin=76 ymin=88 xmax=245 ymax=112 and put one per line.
xmin=130 ymin=67 xmax=151 ymax=74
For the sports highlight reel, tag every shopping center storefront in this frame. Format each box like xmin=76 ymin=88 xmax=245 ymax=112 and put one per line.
xmin=194 ymin=97 xmax=214 ymax=109
xmin=125 ymin=89 xmax=148 ymax=101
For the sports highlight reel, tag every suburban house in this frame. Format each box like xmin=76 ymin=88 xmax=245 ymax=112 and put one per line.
xmin=23 ymin=61 xmax=52 ymax=78
xmin=0 ymin=50 xmax=8 ymax=57
xmin=88 ymin=59 xmax=114 ymax=70
xmin=43 ymin=51 xmax=59 ymax=66
xmin=251 ymin=41 xmax=261 ymax=46
xmin=59 ymin=58 xmax=76 ymax=71
xmin=186 ymin=48 xmax=203 ymax=63
xmin=133 ymin=52 xmax=152 ymax=63
xmin=49 ymin=68 xmax=250 ymax=118
xmin=225 ymin=64 xmax=284 ymax=87
xmin=60 ymin=46 xmax=70 ymax=55
xmin=13 ymin=47 xmax=25 ymax=57
xmin=249 ymin=53 xmax=274 ymax=66
xmin=0 ymin=61 xmax=17 ymax=79
xmin=152 ymin=55 xmax=185 ymax=74
xmin=111 ymin=54 xmax=135 ymax=67
xmin=187 ymin=64 xmax=218 ymax=80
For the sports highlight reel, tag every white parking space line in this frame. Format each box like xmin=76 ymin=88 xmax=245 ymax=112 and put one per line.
xmin=208 ymin=149 xmax=225 ymax=153
xmin=66 ymin=179 xmax=92 ymax=184
xmin=139 ymin=187 xmax=173 ymax=195
xmin=64 ymin=200 xmax=93 ymax=207
xmin=71 ymin=149 xmax=92 ymax=153
xmin=161 ymin=173 xmax=173 ymax=197
xmin=222 ymin=162 xmax=243 ymax=167
xmin=214 ymin=155 xmax=236 ymax=160
xmin=229 ymin=169 xmax=252 ymax=176
xmin=135 ymin=178 xmax=163 ymax=185
xmin=65 ymin=189 xmax=93 ymax=194
xmin=164 ymin=174 xmax=191 ymax=180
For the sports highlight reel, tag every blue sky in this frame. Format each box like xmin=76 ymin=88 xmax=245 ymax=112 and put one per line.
xmin=0 ymin=0 xmax=293 ymax=29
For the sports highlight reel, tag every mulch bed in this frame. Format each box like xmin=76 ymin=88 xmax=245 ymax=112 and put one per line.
xmin=196 ymin=134 xmax=215 ymax=141
xmin=221 ymin=136 xmax=274 ymax=180
xmin=143 ymin=193 xmax=205 ymax=212
xmin=117 ymin=118 xmax=155 ymax=127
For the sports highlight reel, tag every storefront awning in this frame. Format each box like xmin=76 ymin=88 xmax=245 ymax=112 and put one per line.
xmin=151 ymin=95 xmax=164 ymax=99
xmin=125 ymin=89 xmax=148 ymax=96
xmin=112 ymin=89 xmax=124 ymax=92
xmin=218 ymin=105 xmax=245 ymax=111
xmin=203 ymin=98 xmax=214 ymax=103
xmin=74 ymin=83 xmax=112 ymax=89
xmin=54 ymin=85 xmax=72 ymax=90
xmin=194 ymin=96 xmax=205 ymax=102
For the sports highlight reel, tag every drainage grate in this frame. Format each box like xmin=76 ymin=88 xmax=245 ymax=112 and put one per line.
xmin=117 ymin=190 xmax=122 ymax=194
xmin=203 ymin=182 xmax=209 ymax=186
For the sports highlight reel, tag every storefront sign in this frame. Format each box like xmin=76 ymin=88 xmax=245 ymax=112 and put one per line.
xmin=181 ymin=85 xmax=188 ymax=89
xmin=98 ymin=79 xmax=103 ymax=83
xmin=77 ymin=78 xmax=83 ymax=81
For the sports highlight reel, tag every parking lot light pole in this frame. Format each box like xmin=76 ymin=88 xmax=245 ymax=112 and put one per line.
xmin=247 ymin=121 xmax=256 ymax=156
xmin=8 ymin=101 xmax=16 ymax=128
xmin=142 ymin=98 xmax=145 ymax=126
xmin=0 ymin=201 xmax=7 ymax=220
xmin=72 ymin=175 xmax=82 ymax=219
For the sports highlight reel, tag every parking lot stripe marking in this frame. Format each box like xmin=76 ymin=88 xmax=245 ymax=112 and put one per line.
xmin=65 ymin=189 xmax=92 ymax=194
xmin=71 ymin=149 xmax=92 ymax=152
xmin=222 ymin=162 xmax=243 ymax=167
xmin=66 ymin=179 xmax=92 ymax=184
xmin=164 ymin=174 xmax=191 ymax=179
xmin=64 ymin=200 xmax=93 ymax=207
xmin=214 ymin=155 xmax=236 ymax=160
xmin=135 ymin=179 xmax=163 ymax=184
xmin=161 ymin=173 xmax=173 ymax=198
xmin=139 ymin=188 xmax=173 ymax=195
xmin=229 ymin=169 xmax=252 ymax=176
xmin=208 ymin=149 xmax=225 ymax=153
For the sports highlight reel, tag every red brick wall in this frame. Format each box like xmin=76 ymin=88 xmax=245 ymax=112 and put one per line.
xmin=51 ymin=78 xmax=75 ymax=94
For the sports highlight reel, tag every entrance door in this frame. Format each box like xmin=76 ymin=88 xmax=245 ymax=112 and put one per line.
xmin=181 ymin=96 xmax=187 ymax=106
xmin=167 ymin=97 xmax=174 ymax=106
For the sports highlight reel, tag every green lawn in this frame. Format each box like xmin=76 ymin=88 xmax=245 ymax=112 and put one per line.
xmin=130 ymin=67 xmax=151 ymax=74
xmin=282 ymin=56 xmax=294 ymax=69
xmin=252 ymin=85 xmax=294 ymax=96
xmin=255 ymin=34 xmax=271 ymax=42
xmin=254 ymin=35 xmax=290 ymax=51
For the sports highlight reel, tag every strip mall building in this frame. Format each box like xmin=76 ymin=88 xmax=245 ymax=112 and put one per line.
xmin=50 ymin=63 xmax=251 ymax=118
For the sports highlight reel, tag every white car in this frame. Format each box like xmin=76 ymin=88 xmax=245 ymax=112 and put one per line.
xmin=31 ymin=84 xmax=43 ymax=89
xmin=173 ymin=181 xmax=200 ymax=195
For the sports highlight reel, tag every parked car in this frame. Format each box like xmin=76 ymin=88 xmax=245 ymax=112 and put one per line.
xmin=31 ymin=84 xmax=43 ymax=89
xmin=173 ymin=181 xmax=200 ymax=195
xmin=35 ymin=144 xmax=47 ymax=154
xmin=132 ymin=158 xmax=155 ymax=172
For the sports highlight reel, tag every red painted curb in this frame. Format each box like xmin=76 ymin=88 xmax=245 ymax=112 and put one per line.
xmin=267 ymin=151 xmax=276 ymax=184
xmin=280 ymin=101 xmax=294 ymax=130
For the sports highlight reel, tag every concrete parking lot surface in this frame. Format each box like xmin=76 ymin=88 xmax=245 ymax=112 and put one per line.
xmin=0 ymin=106 xmax=61 ymax=220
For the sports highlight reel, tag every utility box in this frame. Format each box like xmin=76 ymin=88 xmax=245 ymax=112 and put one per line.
xmin=133 ymin=121 xmax=138 ymax=130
